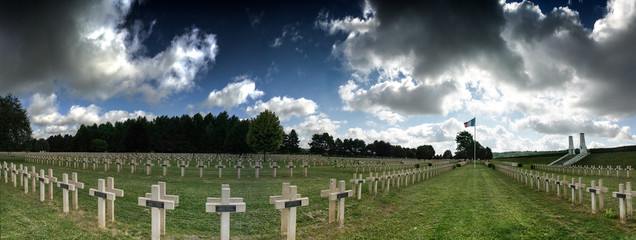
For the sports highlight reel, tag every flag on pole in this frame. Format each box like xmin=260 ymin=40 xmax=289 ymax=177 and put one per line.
xmin=464 ymin=118 xmax=475 ymax=128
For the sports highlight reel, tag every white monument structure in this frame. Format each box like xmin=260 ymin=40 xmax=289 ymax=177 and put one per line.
xmin=549 ymin=133 xmax=590 ymax=166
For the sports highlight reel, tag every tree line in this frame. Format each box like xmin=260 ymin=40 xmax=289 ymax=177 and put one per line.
xmin=306 ymin=131 xmax=492 ymax=160
xmin=2 ymin=94 xmax=493 ymax=159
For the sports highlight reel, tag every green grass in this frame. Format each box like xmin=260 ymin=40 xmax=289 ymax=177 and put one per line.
xmin=575 ymin=152 xmax=636 ymax=167
xmin=1 ymin=156 xmax=635 ymax=239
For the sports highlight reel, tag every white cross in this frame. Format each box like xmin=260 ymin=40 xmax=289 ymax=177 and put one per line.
xmin=271 ymin=184 xmax=309 ymax=240
xmin=269 ymin=183 xmax=302 ymax=238
xmin=89 ymin=179 xmax=117 ymax=229
xmin=611 ymin=183 xmax=633 ymax=224
xmin=206 ymin=185 xmax=246 ymax=240
xmin=43 ymin=169 xmax=58 ymax=201
xmin=105 ymin=177 xmax=124 ymax=222
xmin=138 ymin=184 xmax=177 ymax=240
xmin=586 ymin=180 xmax=609 ymax=214
xmin=67 ymin=172 xmax=84 ymax=210
xmin=57 ymin=173 xmax=76 ymax=213
xmin=329 ymin=180 xmax=352 ymax=227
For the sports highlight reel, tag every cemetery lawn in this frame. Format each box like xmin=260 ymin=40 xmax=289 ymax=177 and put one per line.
xmin=1 ymin=157 xmax=635 ymax=239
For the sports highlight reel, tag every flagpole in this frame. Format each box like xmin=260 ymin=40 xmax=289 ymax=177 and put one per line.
xmin=473 ymin=117 xmax=476 ymax=168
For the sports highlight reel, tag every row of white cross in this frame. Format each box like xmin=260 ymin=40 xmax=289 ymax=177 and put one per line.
xmin=535 ymin=164 xmax=633 ymax=178
xmin=494 ymin=163 xmax=635 ymax=224
xmin=1 ymin=161 xmax=458 ymax=239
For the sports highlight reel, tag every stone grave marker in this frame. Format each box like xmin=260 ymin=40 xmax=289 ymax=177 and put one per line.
xmin=586 ymin=180 xmax=609 ymax=214
xmin=365 ymin=172 xmax=374 ymax=194
xmin=67 ymin=172 xmax=85 ymax=210
xmin=30 ymin=166 xmax=37 ymax=192
xmin=179 ymin=161 xmax=188 ymax=177
xmin=216 ymin=161 xmax=226 ymax=178
xmin=17 ymin=164 xmax=23 ymax=187
xmin=269 ymin=183 xmax=300 ymax=237
xmin=22 ymin=166 xmax=31 ymax=194
xmin=627 ymin=182 xmax=635 ymax=220
xmin=44 ymin=169 xmax=58 ymax=200
xmin=234 ymin=161 xmax=244 ymax=179
xmin=56 ymin=173 xmax=76 ymax=213
xmin=138 ymin=184 xmax=178 ymax=240
xmin=569 ymin=177 xmax=586 ymax=205
xmin=2 ymin=162 xmax=7 ymax=183
xmin=129 ymin=160 xmax=138 ymax=174
xmin=145 ymin=160 xmax=154 ymax=175
xmin=89 ymin=179 xmax=116 ymax=228
xmin=612 ymin=183 xmax=629 ymax=223
xmin=270 ymin=161 xmax=280 ymax=178
xmin=197 ymin=161 xmax=207 ymax=177
xmin=145 ymin=182 xmax=179 ymax=235
xmin=160 ymin=160 xmax=170 ymax=176
xmin=103 ymin=159 xmax=110 ymax=172
xmin=302 ymin=161 xmax=309 ymax=177
xmin=252 ymin=162 xmax=262 ymax=178
xmin=37 ymin=169 xmax=49 ymax=201
xmin=331 ymin=180 xmax=353 ymax=227
xmin=355 ymin=174 xmax=365 ymax=200
xmin=320 ymin=179 xmax=338 ymax=223
xmin=270 ymin=183 xmax=309 ymax=240
xmin=116 ymin=160 xmax=122 ymax=173
xmin=627 ymin=166 xmax=632 ymax=178
xmin=559 ymin=176 xmax=569 ymax=200
xmin=384 ymin=171 xmax=393 ymax=193
xmin=287 ymin=161 xmax=295 ymax=177
xmin=106 ymin=177 xmax=125 ymax=222
xmin=206 ymin=184 xmax=246 ymax=240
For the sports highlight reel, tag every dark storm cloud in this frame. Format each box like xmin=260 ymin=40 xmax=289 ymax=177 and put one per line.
xmin=504 ymin=0 xmax=636 ymax=118
xmin=0 ymin=1 xmax=86 ymax=94
xmin=0 ymin=0 xmax=218 ymax=102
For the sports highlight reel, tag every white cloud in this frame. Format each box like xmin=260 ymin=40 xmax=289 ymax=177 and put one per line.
xmin=0 ymin=0 xmax=218 ymax=103
xmin=320 ymin=0 xmax=636 ymax=150
xmin=246 ymin=96 xmax=318 ymax=121
xmin=27 ymin=93 xmax=155 ymax=139
xmin=512 ymin=117 xmax=636 ymax=142
xmin=202 ymin=78 xmax=264 ymax=109
xmin=285 ymin=113 xmax=343 ymax=148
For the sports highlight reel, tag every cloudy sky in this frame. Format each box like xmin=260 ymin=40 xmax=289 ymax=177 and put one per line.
xmin=2 ymin=0 xmax=636 ymax=153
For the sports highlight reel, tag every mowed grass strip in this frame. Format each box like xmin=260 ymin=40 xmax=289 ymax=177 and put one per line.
xmin=309 ymin=164 xmax=635 ymax=239
xmin=2 ymin=158 xmax=635 ymax=239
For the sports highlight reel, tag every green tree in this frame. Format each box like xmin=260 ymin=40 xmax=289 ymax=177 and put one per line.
xmin=484 ymin=147 xmax=493 ymax=160
xmin=442 ymin=149 xmax=453 ymax=159
xmin=280 ymin=129 xmax=300 ymax=154
xmin=0 ymin=94 xmax=32 ymax=151
xmin=455 ymin=131 xmax=474 ymax=159
xmin=224 ymin=119 xmax=252 ymax=153
xmin=89 ymin=139 xmax=108 ymax=152
xmin=33 ymin=138 xmax=50 ymax=152
xmin=247 ymin=110 xmax=284 ymax=161
xmin=416 ymin=145 xmax=435 ymax=159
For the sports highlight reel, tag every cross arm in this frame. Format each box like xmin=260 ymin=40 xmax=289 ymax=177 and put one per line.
xmin=89 ymin=188 xmax=116 ymax=201
xmin=138 ymin=197 xmax=175 ymax=210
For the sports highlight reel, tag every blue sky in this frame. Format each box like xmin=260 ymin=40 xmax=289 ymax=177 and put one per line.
xmin=2 ymin=0 xmax=636 ymax=153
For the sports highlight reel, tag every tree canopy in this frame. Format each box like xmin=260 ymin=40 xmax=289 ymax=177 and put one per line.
xmin=246 ymin=110 xmax=285 ymax=155
xmin=0 ymin=94 xmax=32 ymax=151
xmin=455 ymin=131 xmax=493 ymax=160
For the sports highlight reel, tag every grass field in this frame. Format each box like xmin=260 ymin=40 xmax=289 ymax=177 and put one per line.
xmin=1 ymin=156 xmax=635 ymax=239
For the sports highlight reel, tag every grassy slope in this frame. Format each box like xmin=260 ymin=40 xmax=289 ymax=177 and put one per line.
xmin=1 ymin=157 xmax=635 ymax=239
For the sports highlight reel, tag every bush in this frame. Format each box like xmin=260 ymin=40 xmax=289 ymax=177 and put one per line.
xmin=428 ymin=163 xmax=433 ymax=166
xmin=487 ymin=163 xmax=494 ymax=168
xmin=415 ymin=164 xmax=420 ymax=168
xmin=456 ymin=163 xmax=462 ymax=167
xmin=517 ymin=163 xmax=523 ymax=168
